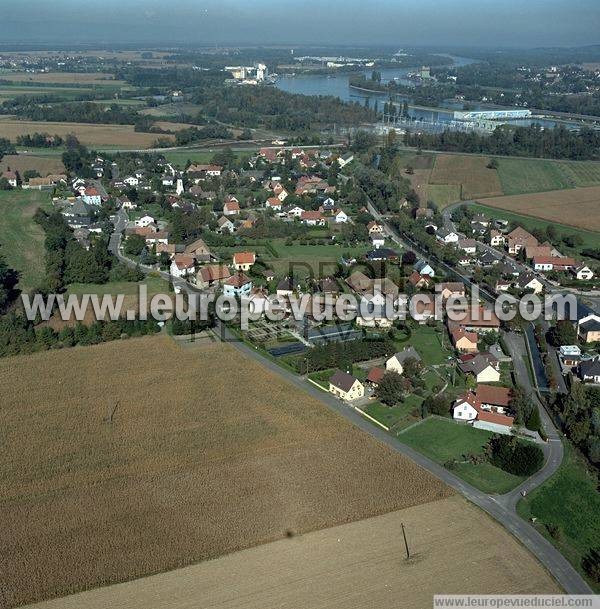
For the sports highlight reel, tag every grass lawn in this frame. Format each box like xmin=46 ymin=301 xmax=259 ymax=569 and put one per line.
xmin=399 ymin=417 xmax=526 ymax=494
xmin=468 ymin=203 xmax=600 ymax=255
xmin=163 ymin=150 xmax=252 ymax=168
xmin=0 ymin=189 xmax=51 ymax=291
xmin=399 ymin=324 xmax=453 ymax=366
xmin=517 ymin=444 xmax=600 ymax=592
xmin=270 ymin=239 xmax=370 ymax=277
xmin=364 ymin=397 xmax=423 ymax=431
xmin=497 ymin=158 xmax=572 ymax=195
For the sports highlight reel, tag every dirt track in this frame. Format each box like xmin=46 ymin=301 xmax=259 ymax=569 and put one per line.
xmin=23 ymin=495 xmax=560 ymax=609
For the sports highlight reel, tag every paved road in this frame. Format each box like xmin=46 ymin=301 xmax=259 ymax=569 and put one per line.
xmin=107 ymin=209 xmax=592 ymax=594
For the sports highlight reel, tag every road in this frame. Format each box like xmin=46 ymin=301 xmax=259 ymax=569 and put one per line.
xmin=107 ymin=209 xmax=592 ymax=594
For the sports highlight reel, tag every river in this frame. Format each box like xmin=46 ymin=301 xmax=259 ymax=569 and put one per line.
xmin=274 ymin=55 xmax=576 ymax=130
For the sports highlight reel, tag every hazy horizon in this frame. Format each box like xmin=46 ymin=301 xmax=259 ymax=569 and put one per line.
xmin=1 ymin=0 xmax=599 ymax=48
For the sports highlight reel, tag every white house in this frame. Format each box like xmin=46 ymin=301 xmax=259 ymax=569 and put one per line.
xmin=82 ymin=187 xmax=101 ymax=206
xmin=135 ymin=215 xmax=156 ymax=228
xmin=370 ymin=233 xmax=385 ymax=249
xmin=285 ymin=204 xmax=304 ymax=218
xmin=333 ymin=209 xmax=349 ymax=223
xmin=223 ymin=272 xmax=253 ymax=297
xmin=223 ymin=200 xmax=240 ymax=216
xmin=414 ymin=260 xmax=435 ymax=277
xmin=123 ymin=176 xmax=139 ymax=187
xmin=170 ymin=255 xmax=195 ymax=278
xmin=452 ymin=392 xmax=479 ymax=422
xmin=573 ymin=264 xmax=594 ymax=281
xmin=436 ymin=229 xmax=459 ymax=244
xmin=337 ymin=152 xmax=354 ymax=168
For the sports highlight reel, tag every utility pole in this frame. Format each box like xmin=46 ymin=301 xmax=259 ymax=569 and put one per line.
xmin=401 ymin=523 xmax=410 ymax=559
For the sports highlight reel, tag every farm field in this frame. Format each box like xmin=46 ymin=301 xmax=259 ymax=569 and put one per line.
xmin=0 ymin=71 xmax=126 ymax=85
xmin=0 ymin=118 xmax=173 ymax=148
xmin=517 ymin=444 xmax=600 ymax=592
xmin=398 ymin=417 xmax=526 ymax=494
xmin=20 ymin=495 xmax=560 ymax=609
xmin=0 ymin=189 xmax=51 ymax=291
xmin=0 ymin=154 xmax=65 ymax=176
xmin=425 ymin=183 xmax=462 ymax=208
xmin=0 ymin=336 xmax=452 ymax=608
xmin=429 ymin=154 xmax=503 ymax=200
xmin=468 ymin=203 xmax=600 ymax=254
xmin=556 ymin=160 xmax=600 ymax=187
xmin=496 ymin=158 xmax=573 ymax=195
xmin=476 ymin=185 xmax=600 ymax=232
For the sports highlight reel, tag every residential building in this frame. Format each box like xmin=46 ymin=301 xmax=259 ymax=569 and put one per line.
xmin=329 ymin=369 xmax=364 ymax=400
xmin=196 ymin=264 xmax=231 ymax=289
xmin=458 ymin=353 xmax=501 ymax=383
xmin=580 ymin=359 xmax=600 ymax=384
xmin=507 ymin=226 xmax=538 ymax=255
xmin=572 ymin=264 xmax=594 ymax=281
xmin=385 ymin=347 xmax=422 ymax=375
xmin=184 ymin=238 xmax=212 ymax=262
xmin=233 ymin=251 xmax=256 ymax=271
xmin=170 ymin=255 xmax=195 ymax=278
xmin=516 ymin=273 xmax=544 ymax=294
xmin=436 ymin=228 xmax=459 ymax=244
xmin=223 ymin=272 xmax=253 ymax=297
xmin=578 ymin=315 xmax=600 ymax=343
xmin=450 ymin=326 xmax=478 ymax=353
xmin=223 ymin=200 xmax=240 ymax=216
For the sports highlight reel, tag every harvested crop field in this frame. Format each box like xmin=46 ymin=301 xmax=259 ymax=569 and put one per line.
xmin=0 ymin=336 xmax=451 ymax=608
xmin=477 ymin=185 xmax=600 ymax=232
xmin=22 ymin=495 xmax=560 ymax=609
xmin=0 ymin=154 xmax=65 ymax=176
xmin=430 ymin=154 xmax=503 ymax=199
xmin=0 ymin=118 xmax=173 ymax=148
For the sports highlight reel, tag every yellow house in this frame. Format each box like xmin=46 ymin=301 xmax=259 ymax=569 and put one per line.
xmin=233 ymin=251 xmax=256 ymax=271
xmin=329 ymin=369 xmax=365 ymax=401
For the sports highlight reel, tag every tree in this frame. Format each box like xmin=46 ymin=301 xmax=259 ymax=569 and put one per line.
xmin=487 ymin=435 xmax=544 ymax=476
xmin=377 ymin=372 xmax=404 ymax=406
xmin=422 ymin=393 xmax=452 ymax=416
xmin=0 ymin=254 xmax=19 ymax=312
xmin=525 ymin=405 xmax=542 ymax=433
xmin=124 ymin=234 xmax=146 ymax=256
xmin=548 ymin=320 xmax=577 ymax=347
xmin=487 ymin=158 xmax=499 ymax=169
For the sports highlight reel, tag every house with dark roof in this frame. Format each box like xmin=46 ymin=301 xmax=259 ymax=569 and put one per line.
xmin=580 ymin=359 xmax=600 ymax=383
xmin=328 ymin=369 xmax=364 ymax=400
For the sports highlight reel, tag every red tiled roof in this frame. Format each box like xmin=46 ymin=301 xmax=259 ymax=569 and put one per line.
xmin=233 ymin=251 xmax=256 ymax=265
xmin=367 ymin=367 xmax=385 ymax=384
xmin=476 ymin=385 xmax=512 ymax=408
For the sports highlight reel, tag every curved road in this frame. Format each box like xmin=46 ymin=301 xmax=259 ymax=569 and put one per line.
xmin=109 ymin=209 xmax=592 ymax=594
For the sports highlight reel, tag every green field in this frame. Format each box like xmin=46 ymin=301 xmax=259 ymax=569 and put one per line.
xmin=66 ymin=275 xmax=169 ymax=297
xmin=469 ymin=203 xmax=600 ymax=255
xmin=556 ymin=160 xmax=600 ymax=187
xmin=399 ymin=417 xmax=526 ymax=494
xmin=162 ymin=150 xmax=253 ymax=168
xmin=0 ymin=190 xmax=51 ymax=291
xmin=517 ymin=444 xmax=600 ymax=592
xmin=496 ymin=158 xmax=573 ymax=195
xmin=426 ymin=184 xmax=462 ymax=208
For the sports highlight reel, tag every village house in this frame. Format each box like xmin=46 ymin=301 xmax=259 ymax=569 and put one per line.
xmin=436 ymin=228 xmax=460 ymax=244
xmin=184 ymin=238 xmax=212 ymax=263
xmin=186 ymin=164 xmax=223 ymax=182
xmin=217 ymin=216 xmax=236 ymax=234
xmin=82 ymin=186 xmax=102 ymax=206
xmin=367 ymin=221 xmax=385 ymax=236
xmin=196 ymin=264 xmax=231 ymax=289
xmin=370 ymin=233 xmax=386 ymax=249
xmin=385 ymin=347 xmax=422 ymax=375
xmin=328 ymin=369 xmax=364 ymax=400
xmin=458 ymin=353 xmax=501 ymax=383
xmin=333 ymin=209 xmax=349 ymax=223
xmin=533 ymin=256 xmax=577 ymax=272
xmin=366 ymin=367 xmax=386 ymax=387
xmin=489 ymin=230 xmax=506 ymax=247
xmin=580 ymin=359 xmax=600 ymax=384
xmin=455 ymin=306 xmax=500 ymax=333
xmin=232 ymin=251 xmax=256 ymax=271
xmin=266 ymin=196 xmax=283 ymax=210
xmin=559 ymin=345 xmax=582 ymax=368
xmin=223 ymin=200 xmax=241 ymax=216
xmin=507 ymin=226 xmax=538 ymax=255
xmin=135 ymin=215 xmax=156 ymax=228
xmin=450 ymin=326 xmax=479 ymax=353
xmin=284 ymin=204 xmax=304 ymax=218
xmin=301 ymin=210 xmax=326 ymax=226
xmin=414 ymin=260 xmax=435 ymax=277
xmin=223 ymin=272 xmax=253 ymax=297
xmin=516 ymin=273 xmax=544 ymax=294
xmin=276 ymin=277 xmax=295 ymax=297
xmin=453 ymin=386 xmax=514 ymax=433
xmin=457 ymin=238 xmax=478 ymax=254
xmin=1 ymin=169 xmax=18 ymax=188
xmin=170 ymin=254 xmax=195 ymax=278
xmin=572 ymin=264 xmax=594 ymax=281
xmin=578 ymin=314 xmax=600 ymax=343
xmin=437 ymin=282 xmax=466 ymax=301
xmin=337 ymin=152 xmax=354 ymax=168
xmin=408 ymin=271 xmax=432 ymax=290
